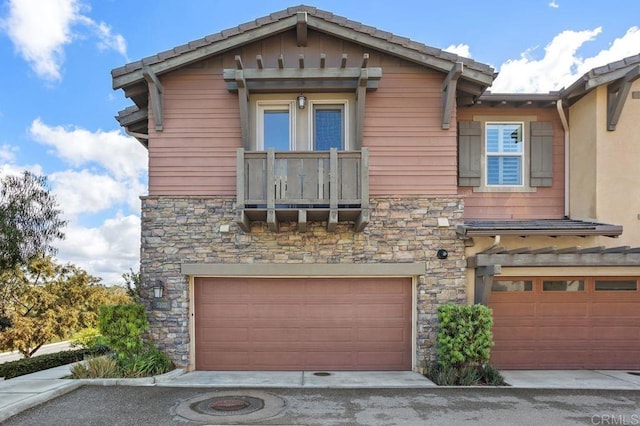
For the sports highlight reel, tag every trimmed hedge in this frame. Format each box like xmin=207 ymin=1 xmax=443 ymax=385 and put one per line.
xmin=0 ymin=346 xmax=108 ymax=380
xmin=436 ymin=304 xmax=493 ymax=367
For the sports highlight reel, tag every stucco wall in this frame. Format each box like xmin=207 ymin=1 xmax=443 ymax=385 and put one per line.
xmin=568 ymin=81 xmax=640 ymax=246
xmin=140 ymin=196 xmax=467 ymax=369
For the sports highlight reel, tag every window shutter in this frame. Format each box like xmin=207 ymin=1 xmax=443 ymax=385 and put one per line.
xmin=458 ymin=121 xmax=482 ymax=186
xmin=530 ymin=121 xmax=553 ymax=187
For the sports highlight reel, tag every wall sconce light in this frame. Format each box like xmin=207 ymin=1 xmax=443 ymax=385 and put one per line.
xmin=297 ymin=94 xmax=307 ymax=109
xmin=436 ymin=249 xmax=449 ymax=260
xmin=152 ymin=280 xmax=164 ymax=298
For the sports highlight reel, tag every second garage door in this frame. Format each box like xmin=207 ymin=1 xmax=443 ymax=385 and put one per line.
xmin=490 ymin=277 xmax=640 ymax=369
xmin=194 ymin=277 xmax=412 ymax=371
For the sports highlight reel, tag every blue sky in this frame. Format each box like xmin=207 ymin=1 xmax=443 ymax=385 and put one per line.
xmin=1 ymin=0 xmax=639 ymax=284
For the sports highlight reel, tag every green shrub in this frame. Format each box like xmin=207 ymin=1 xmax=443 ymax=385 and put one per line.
xmin=119 ymin=345 xmax=173 ymax=378
xmin=424 ymin=362 xmax=505 ymax=386
xmin=70 ymin=356 xmax=120 ymax=379
xmin=98 ymin=304 xmax=148 ymax=358
xmin=70 ymin=327 xmax=106 ymax=349
xmin=436 ymin=304 xmax=493 ymax=368
xmin=0 ymin=347 xmax=108 ymax=379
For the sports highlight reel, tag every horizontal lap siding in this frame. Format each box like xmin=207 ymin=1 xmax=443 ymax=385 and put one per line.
xmin=365 ymin=67 xmax=457 ymax=196
xmin=457 ymin=107 xmax=565 ymax=219
xmin=148 ymin=70 xmax=241 ymax=195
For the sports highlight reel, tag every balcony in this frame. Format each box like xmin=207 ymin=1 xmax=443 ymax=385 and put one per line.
xmin=236 ymin=148 xmax=369 ymax=232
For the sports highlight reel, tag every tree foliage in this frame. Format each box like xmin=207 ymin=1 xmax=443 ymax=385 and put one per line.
xmin=122 ymin=269 xmax=141 ymax=303
xmin=0 ymin=256 xmax=131 ymax=358
xmin=0 ymin=171 xmax=66 ymax=271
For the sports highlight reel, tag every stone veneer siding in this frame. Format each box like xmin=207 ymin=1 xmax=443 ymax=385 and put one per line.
xmin=140 ymin=196 xmax=467 ymax=369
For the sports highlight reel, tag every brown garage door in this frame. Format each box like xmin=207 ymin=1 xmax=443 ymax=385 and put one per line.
xmin=194 ymin=277 xmax=412 ymax=371
xmin=490 ymin=277 xmax=640 ymax=369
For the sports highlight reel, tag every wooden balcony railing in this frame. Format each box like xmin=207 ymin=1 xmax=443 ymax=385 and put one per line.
xmin=236 ymin=147 xmax=369 ymax=232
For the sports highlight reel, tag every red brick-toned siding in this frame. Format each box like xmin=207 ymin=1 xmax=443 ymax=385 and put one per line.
xmin=148 ymin=59 xmax=241 ymax=196
xmin=456 ymin=107 xmax=565 ymax=219
xmin=146 ymin=29 xmax=457 ymax=196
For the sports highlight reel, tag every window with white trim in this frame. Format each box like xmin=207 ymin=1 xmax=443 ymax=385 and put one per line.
xmin=254 ymin=97 xmax=349 ymax=151
xmin=256 ymin=101 xmax=294 ymax=150
xmin=485 ymin=122 xmax=524 ymax=186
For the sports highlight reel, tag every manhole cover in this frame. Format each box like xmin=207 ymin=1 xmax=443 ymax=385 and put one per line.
xmin=191 ymin=395 xmax=263 ymax=416
xmin=173 ymin=391 xmax=286 ymax=424
xmin=314 ymin=372 xmax=331 ymax=376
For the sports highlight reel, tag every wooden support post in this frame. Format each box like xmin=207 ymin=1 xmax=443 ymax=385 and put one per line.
xmin=328 ymin=148 xmax=338 ymax=232
xmin=474 ymin=264 xmax=501 ymax=305
xmin=256 ymin=54 xmax=264 ymax=69
xmin=361 ymin=53 xmax=369 ymax=68
xmin=266 ymin=148 xmax=278 ymax=232
xmin=235 ymin=70 xmax=250 ymax=150
xmin=360 ymin=148 xmax=369 ymax=210
xmin=320 ymin=53 xmax=326 ymax=69
xmin=354 ymin=209 xmax=369 ymax=232
xmin=278 ymin=54 xmax=285 ymax=69
xmin=355 ymin=69 xmax=368 ymax=149
xmin=298 ymin=54 xmax=304 ymax=69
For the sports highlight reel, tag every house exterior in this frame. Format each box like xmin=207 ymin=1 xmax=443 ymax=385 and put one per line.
xmin=112 ymin=6 xmax=640 ymax=371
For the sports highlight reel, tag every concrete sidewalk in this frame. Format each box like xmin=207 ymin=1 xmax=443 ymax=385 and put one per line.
xmin=1 ymin=367 xmax=640 ymax=423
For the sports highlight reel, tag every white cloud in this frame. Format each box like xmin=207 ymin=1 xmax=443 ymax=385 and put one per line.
xmin=549 ymin=1 xmax=559 ymax=8
xmin=29 ymin=118 xmax=147 ymax=181
xmin=444 ymin=43 xmax=472 ymax=58
xmin=49 ymin=169 xmax=135 ymax=216
xmin=0 ymin=144 xmax=17 ymax=163
xmin=56 ymin=213 xmax=141 ymax=285
xmin=1 ymin=0 xmax=127 ymax=82
xmin=492 ymin=26 xmax=640 ymax=93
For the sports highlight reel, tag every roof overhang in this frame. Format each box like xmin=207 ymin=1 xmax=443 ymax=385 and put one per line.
xmin=471 ymin=92 xmax=560 ymax=108
xmin=457 ymin=219 xmax=623 ymax=239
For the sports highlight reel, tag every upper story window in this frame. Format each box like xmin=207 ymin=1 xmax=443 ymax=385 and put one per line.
xmin=254 ymin=97 xmax=349 ymax=151
xmin=312 ymin=102 xmax=346 ymax=150
xmin=486 ymin=122 xmax=524 ymax=186
xmin=257 ymin=101 xmax=294 ymax=150
xmin=458 ymin=117 xmax=554 ymax=191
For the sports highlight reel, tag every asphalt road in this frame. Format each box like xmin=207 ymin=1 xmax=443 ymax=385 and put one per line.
xmin=4 ymin=386 xmax=640 ymax=425
xmin=0 ymin=341 xmax=72 ymax=364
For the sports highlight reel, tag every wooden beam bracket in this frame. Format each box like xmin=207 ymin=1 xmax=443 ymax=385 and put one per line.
xmin=142 ymin=65 xmax=164 ymax=131
xmin=296 ymin=11 xmax=308 ymax=47
xmin=607 ymin=65 xmax=640 ymax=131
xmin=441 ymin=62 xmax=463 ymax=130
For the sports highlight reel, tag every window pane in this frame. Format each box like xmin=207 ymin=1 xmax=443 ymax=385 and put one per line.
xmin=486 ymin=123 xmax=522 ymax=154
xmin=543 ymin=280 xmax=584 ymax=291
xmin=487 ymin=156 xmax=522 ymax=185
xmin=264 ymin=111 xmax=290 ymax=151
xmin=315 ymin=108 xmax=343 ymax=150
xmin=492 ymin=280 xmax=533 ymax=292
xmin=595 ymin=280 xmax=637 ymax=291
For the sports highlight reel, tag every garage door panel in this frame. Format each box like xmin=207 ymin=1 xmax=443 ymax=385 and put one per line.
xmin=538 ymin=302 xmax=588 ymax=317
xmin=195 ymin=277 xmax=412 ymax=370
xmin=537 ymin=326 xmax=589 ymax=340
xmin=491 ymin=303 xmax=535 ymax=317
xmin=301 ymin=327 xmax=352 ymax=342
xmin=591 ymin=302 xmax=639 ymax=316
xmin=358 ymin=327 xmax=408 ymax=342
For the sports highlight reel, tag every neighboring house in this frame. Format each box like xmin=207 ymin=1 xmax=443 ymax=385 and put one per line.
xmin=112 ymin=6 xmax=640 ymax=371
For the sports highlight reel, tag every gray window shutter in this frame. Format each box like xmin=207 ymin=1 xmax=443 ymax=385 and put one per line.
xmin=458 ymin=121 xmax=481 ymax=186
xmin=530 ymin=121 xmax=553 ymax=187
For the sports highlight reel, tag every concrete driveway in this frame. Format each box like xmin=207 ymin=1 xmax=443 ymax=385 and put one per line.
xmin=4 ymin=385 xmax=640 ymax=425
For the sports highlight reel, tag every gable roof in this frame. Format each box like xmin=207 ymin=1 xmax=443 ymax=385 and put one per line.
xmin=111 ymin=5 xmax=495 ymax=91
xmin=561 ymin=53 xmax=640 ymax=104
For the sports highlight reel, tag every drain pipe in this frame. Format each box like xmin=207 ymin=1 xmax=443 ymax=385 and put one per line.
xmin=556 ymin=99 xmax=570 ymax=218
